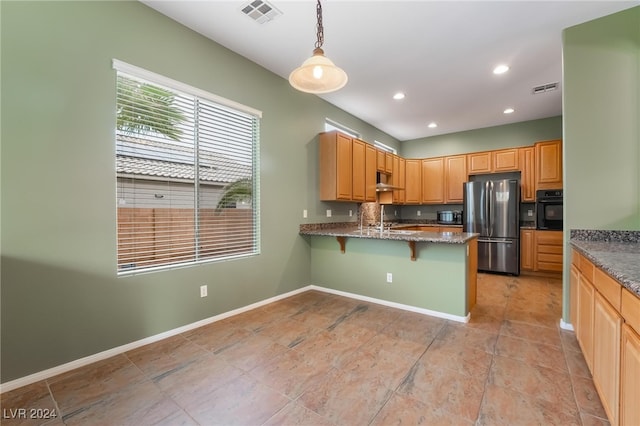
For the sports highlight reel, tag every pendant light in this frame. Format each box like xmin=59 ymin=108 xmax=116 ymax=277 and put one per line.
xmin=289 ymin=0 xmax=348 ymax=94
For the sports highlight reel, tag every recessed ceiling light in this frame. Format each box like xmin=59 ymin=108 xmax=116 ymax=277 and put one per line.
xmin=493 ymin=65 xmax=509 ymax=75
xmin=503 ymin=108 xmax=515 ymax=114
xmin=428 ymin=122 xmax=438 ymax=128
xmin=393 ymin=92 xmax=405 ymax=100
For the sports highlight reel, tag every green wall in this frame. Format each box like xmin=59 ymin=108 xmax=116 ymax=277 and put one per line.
xmin=563 ymin=6 xmax=640 ymax=231
xmin=562 ymin=6 xmax=640 ymax=323
xmin=0 ymin=1 xmax=397 ymax=382
xmin=400 ymin=116 xmax=563 ymax=159
xmin=309 ymin=236 xmax=469 ymax=318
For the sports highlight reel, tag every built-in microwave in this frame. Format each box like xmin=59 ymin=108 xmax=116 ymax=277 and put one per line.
xmin=536 ymin=189 xmax=563 ymax=230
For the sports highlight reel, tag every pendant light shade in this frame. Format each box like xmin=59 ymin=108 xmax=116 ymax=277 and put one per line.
xmin=289 ymin=1 xmax=347 ymax=94
xmin=289 ymin=48 xmax=348 ymax=94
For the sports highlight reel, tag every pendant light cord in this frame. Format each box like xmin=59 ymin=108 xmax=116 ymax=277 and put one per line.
xmin=315 ymin=0 xmax=324 ymax=50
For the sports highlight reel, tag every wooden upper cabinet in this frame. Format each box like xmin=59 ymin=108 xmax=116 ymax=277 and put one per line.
xmin=422 ymin=157 xmax=444 ymax=204
xmin=393 ymin=156 xmax=406 ymax=204
xmin=467 ymin=152 xmax=492 ymax=174
xmin=492 ymin=148 xmax=519 ymax=172
xmin=351 ymin=139 xmax=366 ymax=202
xmin=385 ymin=152 xmax=394 ymax=174
xmin=365 ymin=144 xmax=377 ymax=202
xmin=444 ymin=155 xmax=467 ymax=203
xmin=404 ymin=159 xmax=422 ymax=204
xmin=376 ymin=149 xmax=386 ymax=172
xmin=319 ymin=132 xmax=352 ymax=201
xmin=519 ymin=146 xmax=536 ymax=202
xmin=468 ymin=149 xmax=519 ymax=175
xmin=536 ymin=139 xmax=563 ymax=190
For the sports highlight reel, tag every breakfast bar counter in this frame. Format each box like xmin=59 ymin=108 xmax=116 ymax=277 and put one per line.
xmin=300 ymin=224 xmax=479 ymax=322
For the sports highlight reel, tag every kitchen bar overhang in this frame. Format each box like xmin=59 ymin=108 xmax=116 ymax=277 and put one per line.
xmin=300 ymin=225 xmax=479 ymax=320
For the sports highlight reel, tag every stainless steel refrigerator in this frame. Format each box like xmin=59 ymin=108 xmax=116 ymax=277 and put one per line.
xmin=463 ymin=179 xmax=520 ymax=275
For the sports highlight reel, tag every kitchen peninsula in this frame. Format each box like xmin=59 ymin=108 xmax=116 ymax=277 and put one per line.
xmin=300 ymin=224 xmax=479 ymax=322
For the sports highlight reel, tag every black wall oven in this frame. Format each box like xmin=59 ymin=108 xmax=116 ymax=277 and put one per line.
xmin=536 ymin=189 xmax=563 ymax=230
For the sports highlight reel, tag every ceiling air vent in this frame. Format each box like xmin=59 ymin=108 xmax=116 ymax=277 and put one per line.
xmin=240 ymin=0 xmax=282 ymax=24
xmin=532 ymin=82 xmax=559 ymax=95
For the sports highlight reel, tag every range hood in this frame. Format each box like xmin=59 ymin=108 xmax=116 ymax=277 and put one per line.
xmin=376 ymin=183 xmax=402 ymax=192
xmin=376 ymin=172 xmax=403 ymax=192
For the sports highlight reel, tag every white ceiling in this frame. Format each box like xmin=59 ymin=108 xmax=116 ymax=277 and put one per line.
xmin=141 ymin=0 xmax=638 ymax=141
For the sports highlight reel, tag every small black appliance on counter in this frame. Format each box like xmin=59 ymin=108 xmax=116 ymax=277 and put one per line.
xmin=437 ymin=210 xmax=462 ymax=225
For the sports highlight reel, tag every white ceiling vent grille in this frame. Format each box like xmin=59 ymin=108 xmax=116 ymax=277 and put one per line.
xmin=532 ymin=82 xmax=559 ymax=95
xmin=241 ymin=0 xmax=282 ymax=24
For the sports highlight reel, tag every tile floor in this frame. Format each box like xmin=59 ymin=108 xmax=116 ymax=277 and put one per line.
xmin=1 ymin=273 xmax=609 ymax=425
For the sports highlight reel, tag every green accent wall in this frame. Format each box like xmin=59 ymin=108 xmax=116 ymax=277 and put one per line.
xmin=562 ymin=6 xmax=640 ymax=322
xmin=309 ymin=236 xmax=470 ymax=318
xmin=400 ymin=116 xmax=563 ymax=159
xmin=0 ymin=1 xmax=397 ymax=382
xmin=3 ymin=0 xmax=638 ymax=383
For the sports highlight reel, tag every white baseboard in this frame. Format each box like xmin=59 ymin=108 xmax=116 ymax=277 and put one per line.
xmin=559 ymin=318 xmax=574 ymax=331
xmin=0 ymin=286 xmax=312 ymax=394
xmin=309 ymin=285 xmax=471 ymax=323
xmin=1 ymin=284 xmax=468 ymax=393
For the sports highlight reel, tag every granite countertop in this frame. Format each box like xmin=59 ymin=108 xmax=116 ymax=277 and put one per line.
xmin=570 ymin=230 xmax=640 ymax=298
xmin=299 ymin=224 xmax=478 ymax=244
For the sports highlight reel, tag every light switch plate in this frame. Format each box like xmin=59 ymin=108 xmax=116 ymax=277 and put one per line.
xmin=326 ymin=209 xmax=332 ymax=217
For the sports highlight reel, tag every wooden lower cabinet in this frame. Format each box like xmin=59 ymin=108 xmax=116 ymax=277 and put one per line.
xmin=520 ymin=229 xmax=563 ymax=273
xmin=534 ymin=230 xmax=563 ymax=272
xmin=577 ymin=271 xmax=595 ymax=371
xmin=570 ymin=263 xmax=579 ymax=328
xmin=520 ymin=229 xmax=535 ymax=271
xmin=593 ymin=291 xmax=621 ymax=426
xmin=572 ymin=249 xmax=640 ymax=426
xmin=621 ymin=324 xmax=640 ymax=426
xmin=439 ymin=226 xmax=462 ymax=233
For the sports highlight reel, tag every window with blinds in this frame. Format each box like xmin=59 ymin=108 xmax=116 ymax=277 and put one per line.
xmin=113 ymin=60 xmax=261 ymax=274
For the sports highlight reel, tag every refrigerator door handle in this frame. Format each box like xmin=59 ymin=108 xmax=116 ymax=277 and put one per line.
xmin=478 ymin=239 xmax=514 ymax=244
xmin=485 ymin=181 xmax=491 ymax=237
xmin=489 ymin=181 xmax=495 ymax=237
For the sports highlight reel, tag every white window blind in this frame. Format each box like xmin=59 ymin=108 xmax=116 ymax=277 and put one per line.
xmin=114 ymin=61 xmax=260 ymax=274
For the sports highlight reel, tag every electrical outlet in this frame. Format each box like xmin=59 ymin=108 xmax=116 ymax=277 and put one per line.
xmin=349 ymin=210 xmax=353 ymax=217
xmin=528 ymin=209 xmax=533 ymax=217
xmin=417 ymin=210 xmax=421 ymax=216
xmin=303 ymin=209 xmax=308 ymax=218
xmin=386 ymin=272 xmax=393 ymax=283
xmin=326 ymin=209 xmax=332 ymax=217
xmin=200 ymin=285 xmax=208 ymax=298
